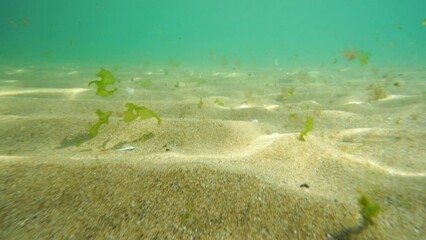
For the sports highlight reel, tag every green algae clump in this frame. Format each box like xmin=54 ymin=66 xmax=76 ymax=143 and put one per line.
xmin=358 ymin=51 xmax=372 ymax=66
xmin=358 ymin=192 xmax=381 ymax=226
xmin=214 ymin=98 xmax=225 ymax=107
xmin=123 ymin=102 xmax=161 ymax=125
xmin=89 ymin=68 xmax=118 ymax=97
xmin=332 ymin=192 xmax=382 ymax=239
xmin=299 ymin=117 xmax=315 ymax=141
xmin=89 ymin=109 xmax=112 ymax=138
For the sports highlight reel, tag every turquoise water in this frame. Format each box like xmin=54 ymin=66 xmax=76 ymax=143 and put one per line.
xmin=1 ymin=0 xmax=425 ymax=68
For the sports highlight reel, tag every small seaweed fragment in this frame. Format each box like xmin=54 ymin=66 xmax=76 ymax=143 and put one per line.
xmin=422 ymin=18 xmax=426 ymax=26
xmin=358 ymin=51 xmax=372 ymax=66
xmin=289 ymin=113 xmax=298 ymax=119
xmin=88 ymin=68 xmax=118 ymax=97
xmin=395 ymin=118 xmax=402 ymax=125
xmin=58 ymin=134 xmax=91 ymax=148
xmin=299 ymin=117 xmax=315 ymax=141
xmin=288 ymin=87 xmax=295 ymax=96
xmin=22 ymin=19 xmax=30 ymax=27
xmin=276 ymin=87 xmax=295 ymax=102
xmin=370 ymin=86 xmax=387 ymax=101
xmin=333 ymin=192 xmax=381 ymax=239
xmin=214 ymin=98 xmax=225 ymax=107
xmin=341 ymin=49 xmax=372 ymax=66
xmin=123 ymin=102 xmax=161 ymax=125
xmin=174 ymin=81 xmax=182 ymax=88
xmin=342 ymin=50 xmax=359 ymax=61
xmin=89 ymin=109 xmax=112 ymax=138
xmin=198 ymin=97 xmax=204 ymax=108
xmin=395 ymin=24 xmax=402 ymax=31
xmin=358 ymin=192 xmax=381 ymax=226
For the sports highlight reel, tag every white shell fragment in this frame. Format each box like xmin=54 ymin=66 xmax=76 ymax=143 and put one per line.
xmin=126 ymin=87 xmax=135 ymax=95
xmin=118 ymin=146 xmax=136 ymax=151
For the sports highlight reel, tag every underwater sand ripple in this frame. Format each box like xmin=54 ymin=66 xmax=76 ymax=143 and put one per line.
xmin=0 ymin=88 xmax=89 ymax=99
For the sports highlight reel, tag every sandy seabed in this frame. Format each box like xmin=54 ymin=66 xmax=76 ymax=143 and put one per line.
xmin=0 ymin=64 xmax=425 ymax=239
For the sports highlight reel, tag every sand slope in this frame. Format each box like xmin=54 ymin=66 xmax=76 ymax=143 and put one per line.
xmin=0 ymin=66 xmax=425 ymax=239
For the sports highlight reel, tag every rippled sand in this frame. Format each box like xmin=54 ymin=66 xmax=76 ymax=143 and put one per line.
xmin=0 ymin=64 xmax=425 ymax=239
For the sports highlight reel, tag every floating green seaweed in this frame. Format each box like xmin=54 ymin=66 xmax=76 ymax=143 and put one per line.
xmin=214 ymin=98 xmax=225 ymax=107
xmin=123 ymin=102 xmax=161 ymax=125
xmin=299 ymin=117 xmax=315 ymax=141
xmin=358 ymin=51 xmax=372 ymax=66
xmin=358 ymin=192 xmax=381 ymax=226
xmin=88 ymin=68 xmax=118 ymax=97
xmin=89 ymin=109 xmax=112 ymax=138
xmin=341 ymin=49 xmax=372 ymax=66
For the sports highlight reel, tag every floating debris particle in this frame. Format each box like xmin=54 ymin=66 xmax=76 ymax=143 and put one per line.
xmin=22 ymin=19 xmax=30 ymax=27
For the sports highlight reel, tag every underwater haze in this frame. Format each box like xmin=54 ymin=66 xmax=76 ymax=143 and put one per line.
xmin=1 ymin=0 xmax=426 ymax=68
